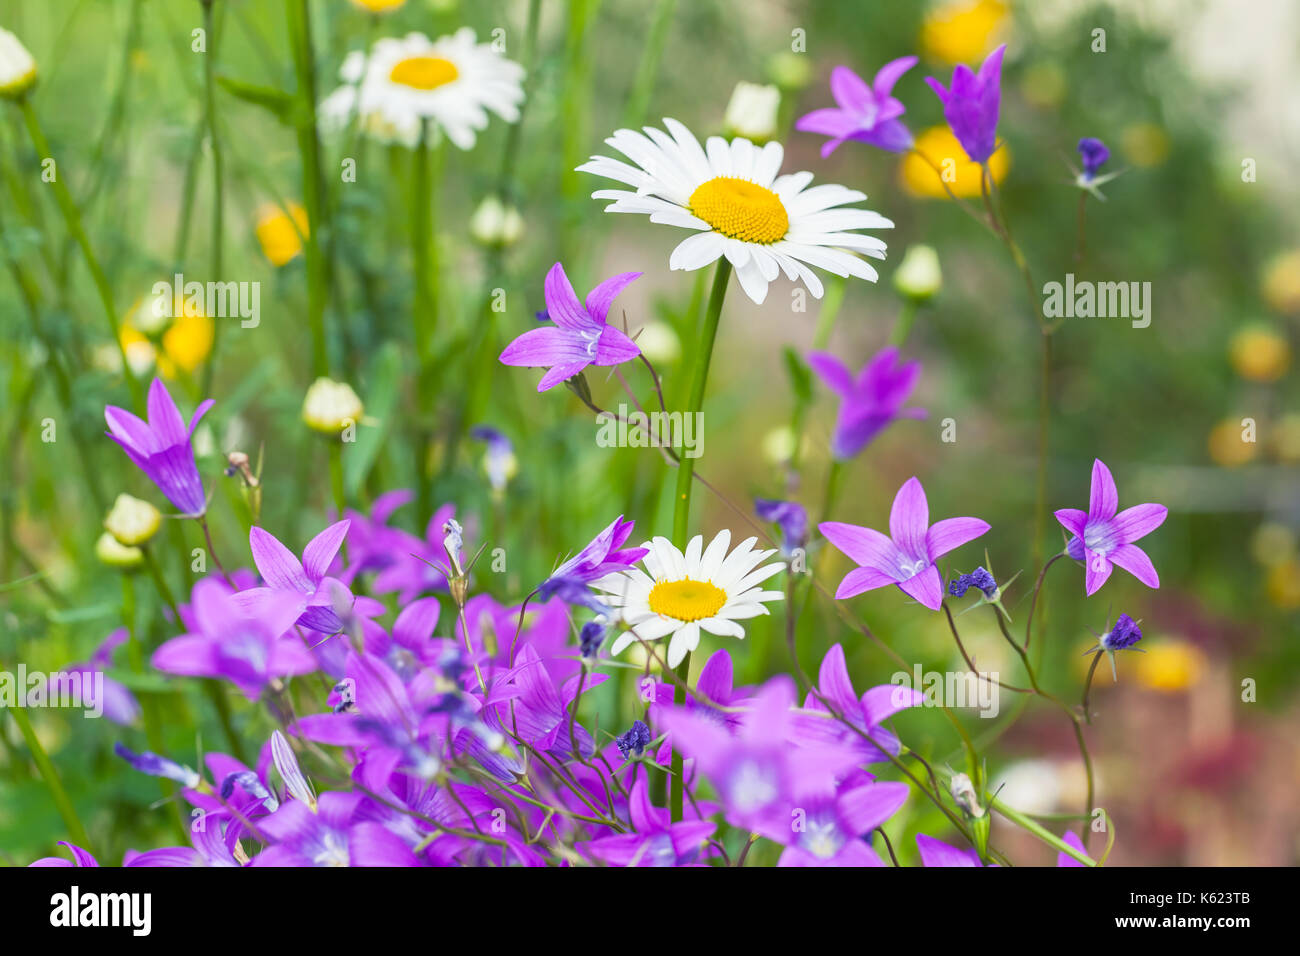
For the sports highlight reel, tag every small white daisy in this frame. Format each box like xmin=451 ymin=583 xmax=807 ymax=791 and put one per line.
xmin=320 ymin=29 xmax=524 ymax=151
xmin=577 ymin=118 xmax=893 ymax=304
xmin=595 ymin=530 xmax=785 ymax=668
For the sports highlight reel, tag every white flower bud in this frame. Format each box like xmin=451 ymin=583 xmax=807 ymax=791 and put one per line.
xmin=104 ymin=494 xmax=162 ymax=546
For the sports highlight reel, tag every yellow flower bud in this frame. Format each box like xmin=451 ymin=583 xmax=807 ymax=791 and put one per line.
xmin=96 ymin=531 xmax=144 ymax=569
xmin=104 ymin=493 xmax=162 ymax=546
xmin=302 ymin=377 xmax=364 ymax=435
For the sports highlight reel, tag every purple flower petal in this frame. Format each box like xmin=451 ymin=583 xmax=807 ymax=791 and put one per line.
xmin=1111 ymin=502 xmax=1167 ymax=543
xmin=896 ymin=564 xmax=943 ymax=610
xmin=1089 ymin=458 xmax=1118 ymax=519
xmin=889 ymin=477 xmax=930 ymax=559
xmin=1109 ymin=543 xmax=1160 ymax=588
xmin=924 ymin=516 xmax=990 ymax=560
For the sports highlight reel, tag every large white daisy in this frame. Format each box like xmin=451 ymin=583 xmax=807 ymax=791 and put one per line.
xmin=596 ymin=531 xmax=785 ymax=668
xmin=320 ymin=29 xmax=524 ymax=150
xmin=577 ymin=119 xmax=893 ymax=304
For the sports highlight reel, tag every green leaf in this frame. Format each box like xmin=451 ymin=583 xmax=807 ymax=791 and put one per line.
xmin=782 ymin=346 xmax=812 ymax=403
xmin=216 ymin=74 xmax=295 ymax=125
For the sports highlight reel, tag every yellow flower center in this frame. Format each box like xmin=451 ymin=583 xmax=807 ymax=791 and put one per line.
xmin=388 ymin=55 xmax=459 ymax=91
xmin=647 ymin=578 xmax=727 ymax=622
xmin=688 ymin=176 xmax=789 ymax=244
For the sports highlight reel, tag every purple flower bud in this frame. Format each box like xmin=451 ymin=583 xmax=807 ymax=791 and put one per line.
xmin=755 ymin=498 xmax=809 ymax=556
xmin=1102 ymin=613 xmax=1142 ymax=650
xmin=114 ymin=742 xmax=201 ymax=788
xmin=579 ymin=621 xmax=605 ymax=658
xmin=616 ymin=719 xmax=652 ymax=759
xmin=1077 ymin=137 xmax=1110 ymax=180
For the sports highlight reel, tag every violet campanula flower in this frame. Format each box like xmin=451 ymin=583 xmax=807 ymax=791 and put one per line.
xmin=499 ymin=262 xmax=642 ymax=391
xmin=650 ymin=647 xmax=752 ymax=765
xmin=536 ymin=515 xmax=648 ymax=607
xmin=807 ymin=347 xmax=925 ymax=461
xmin=795 ymin=57 xmax=918 ymax=156
xmin=59 ymin=628 xmax=140 ymax=725
xmin=152 ymin=578 xmax=317 ymax=698
xmin=764 ymin=776 xmax=908 ymax=867
xmin=924 ymin=43 xmax=1006 ymax=164
xmin=104 ymin=377 xmax=214 ymax=516
xmin=581 ymin=778 xmax=715 ymax=867
xmin=916 ymin=832 xmax=986 ymax=867
xmin=30 ymin=841 xmax=203 ymax=868
xmin=657 ymin=677 xmax=860 ymax=835
xmin=252 ymin=791 xmax=419 ymax=867
xmin=489 ymin=644 xmax=606 ymax=761
xmin=1054 ymin=458 xmax=1167 ymax=596
xmin=245 ymin=519 xmax=373 ymax=633
xmin=821 ymin=476 xmax=990 ymax=611
xmin=754 ymin=498 xmax=809 ymax=556
xmin=795 ymin=644 xmax=923 ymax=764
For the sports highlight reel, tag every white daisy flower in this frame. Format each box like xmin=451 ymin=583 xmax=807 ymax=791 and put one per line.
xmin=577 ymin=118 xmax=893 ymax=304
xmin=596 ymin=531 xmax=785 ymax=668
xmin=320 ymin=29 xmax=524 ymax=151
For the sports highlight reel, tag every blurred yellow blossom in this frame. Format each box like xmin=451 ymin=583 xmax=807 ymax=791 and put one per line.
xmin=349 ymin=0 xmax=406 ymax=12
xmin=256 ymin=202 xmax=309 ymax=267
xmin=1261 ymin=249 xmax=1300 ymax=315
xmin=1019 ymin=62 xmax=1066 ymax=109
xmin=921 ymin=0 xmax=1008 ymax=64
xmin=900 ymin=125 xmax=1010 ymax=199
xmin=1273 ymin=413 xmax=1300 ymax=462
xmin=1120 ymin=122 xmax=1169 ymax=167
xmin=1267 ymin=559 xmax=1300 ymax=609
xmin=1134 ymin=640 xmax=1205 ymax=692
xmin=1207 ymin=418 xmax=1257 ymax=467
xmin=104 ymin=494 xmax=161 ymax=546
xmin=1250 ymin=522 xmax=1295 ymax=567
xmin=1229 ymin=324 xmax=1290 ymax=383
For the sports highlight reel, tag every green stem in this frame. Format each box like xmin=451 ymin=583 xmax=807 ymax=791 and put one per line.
xmin=411 ymin=119 xmax=437 ymax=361
xmin=669 ymin=259 xmax=731 ymax=823
xmin=200 ymin=0 xmax=225 ymax=396
xmin=887 ymin=298 xmax=919 ymax=347
xmin=989 ymin=794 xmax=1096 ymax=866
xmin=287 ymin=0 xmax=328 ymax=377
xmin=17 ymin=96 xmax=143 ymax=409
xmin=621 ymin=0 xmax=676 ymax=127
xmin=10 ymin=706 xmax=94 ymax=854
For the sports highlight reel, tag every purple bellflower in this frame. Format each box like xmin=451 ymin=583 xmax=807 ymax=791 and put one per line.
xmin=60 ymin=628 xmax=140 ymax=726
xmin=104 ymin=377 xmax=213 ymax=516
xmin=152 ymin=578 xmax=317 ymax=698
xmin=796 ymin=644 xmax=924 ymax=764
xmin=245 ymin=520 xmax=375 ymax=634
xmin=821 ymin=476 xmax=990 ymax=611
xmin=537 ymin=515 xmax=648 ymax=604
xmin=807 ymin=347 xmax=925 ymax=461
xmin=1054 ymin=458 xmax=1167 ymax=596
xmin=795 ymin=57 xmax=918 ymax=156
xmin=499 ymin=262 xmax=642 ymax=391
xmin=582 ymin=778 xmax=715 ymax=867
xmin=924 ymin=43 xmax=1006 ymax=165
xmin=754 ymin=498 xmax=809 ymax=557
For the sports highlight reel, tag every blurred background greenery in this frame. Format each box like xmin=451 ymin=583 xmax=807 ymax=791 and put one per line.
xmin=1 ymin=0 xmax=1297 ymax=866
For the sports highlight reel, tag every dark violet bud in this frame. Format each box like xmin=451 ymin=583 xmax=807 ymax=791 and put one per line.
xmin=534 ymin=309 xmax=550 ymax=323
xmin=1066 ymin=535 xmax=1085 ymax=562
xmin=968 ymin=567 xmax=998 ymax=598
xmin=579 ymin=621 xmax=605 ymax=658
xmin=114 ymin=742 xmax=201 ymax=788
xmin=1102 ymin=614 xmax=1142 ymax=651
xmin=1078 ymin=137 xmax=1109 ymax=181
xmin=754 ymin=498 xmax=808 ymax=556
xmin=616 ymin=719 xmax=652 ymax=759
xmin=948 ymin=573 xmax=973 ymax=598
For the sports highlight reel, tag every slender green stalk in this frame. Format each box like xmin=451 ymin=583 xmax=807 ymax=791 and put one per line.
xmin=200 ymin=0 xmax=225 ymax=396
xmin=989 ymin=793 xmax=1096 ymax=865
xmin=9 ymin=705 xmax=94 ymax=854
xmin=17 ymin=96 xmax=143 ymax=408
xmin=669 ymin=259 xmax=731 ymax=822
xmin=621 ymin=0 xmax=676 ymax=127
xmin=887 ymin=298 xmax=919 ymax=347
xmin=411 ymin=118 xmax=437 ymax=360
xmin=287 ymin=0 xmax=329 ymax=376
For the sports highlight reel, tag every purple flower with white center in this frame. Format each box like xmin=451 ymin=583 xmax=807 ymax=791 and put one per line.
xmin=807 ymin=347 xmax=925 ymax=461
xmin=104 ymin=377 xmax=214 ymax=516
xmin=924 ymin=43 xmax=1006 ymax=165
xmin=754 ymin=498 xmax=809 ymax=556
xmin=152 ymin=578 xmax=317 ymax=698
xmin=650 ymin=647 xmax=752 ymax=765
xmin=766 ymin=779 xmax=908 ymax=867
xmin=796 ymin=643 xmax=923 ymax=764
xmin=469 ymin=425 xmax=515 ymax=493
xmin=114 ymin=742 xmax=201 ymax=787
xmin=1054 ymin=458 xmax=1167 ymax=596
xmin=252 ymin=791 xmax=419 ymax=867
xmin=658 ymin=676 xmax=860 ymax=835
xmin=582 ymin=778 xmax=715 ymax=867
xmin=245 ymin=519 xmax=364 ymax=633
xmin=1078 ymin=137 xmax=1110 ymax=180
xmin=616 ymin=719 xmax=652 ymax=759
xmin=488 ymin=644 xmax=606 ymax=761
xmin=499 ymin=262 xmax=642 ymax=391
xmin=821 ymin=476 xmax=990 ymax=611
xmin=795 ymin=57 xmax=918 ymax=156
xmin=536 ymin=514 xmax=648 ymax=606
xmin=949 ymin=566 xmax=997 ymax=599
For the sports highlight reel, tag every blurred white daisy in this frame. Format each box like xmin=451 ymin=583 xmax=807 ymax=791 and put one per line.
xmin=320 ymin=29 xmax=524 ymax=150
xmin=596 ymin=530 xmax=784 ymax=668
xmin=577 ymin=118 xmax=893 ymax=304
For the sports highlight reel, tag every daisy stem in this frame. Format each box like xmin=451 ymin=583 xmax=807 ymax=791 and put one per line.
xmin=668 ymin=258 xmax=731 ymax=823
xmin=9 ymin=705 xmax=95 ymax=856
xmin=412 ymin=118 xmax=437 ymax=361
xmin=199 ymin=0 xmax=225 ymax=397
xmin=16 ymin=96 xmax=144 ymax=411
